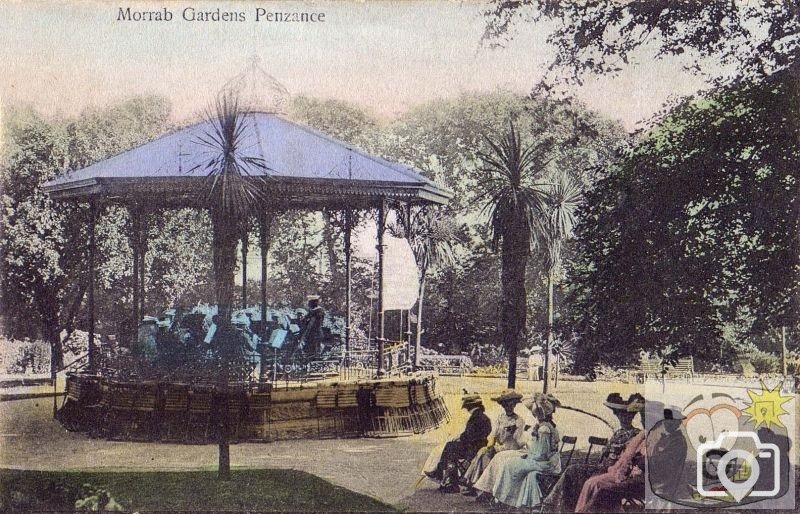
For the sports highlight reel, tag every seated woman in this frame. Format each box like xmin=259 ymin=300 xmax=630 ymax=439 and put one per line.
xmin=473 ymin=393 xmax=561 ymax=508
xmin=544 ymin=392 xmax=644 ymax=512
xmin=575 ymin=397 xmax=647 ymax=513
xmin=462 ymin=389 xmax=527 ymax=495
xmin=423 ymin=392 xmax=492 ymax=492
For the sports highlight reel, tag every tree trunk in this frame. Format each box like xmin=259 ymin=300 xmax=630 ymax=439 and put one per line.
xmin=44 ymin=313 xmax=63 ymax=377
xmin=323 ymin=212 xmax=340 ymax=286
xmin=500 ymin=226 xmax=529 ymax=390
xmin=414 ymin=274 xmax=426 ymax=370
xmin=543 ymin=274 xmax=554 ymax=393
xmin=212 ymin=211 xmax=238 ymax=328
xmin=211 ymin=209 xmax=237 ymax=481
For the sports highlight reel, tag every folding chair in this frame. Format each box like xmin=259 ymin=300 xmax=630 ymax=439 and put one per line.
xmin=161 ymin=383 xmax=190 ymax=442
xmin=584 ymin=436 xmax=609 ymax=464
xmin=537 ymin=435 xmax=578 ymax=513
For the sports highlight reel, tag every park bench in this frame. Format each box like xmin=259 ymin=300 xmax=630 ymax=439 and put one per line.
xmin=417 ymin=355 xmax=473 ymax=376
xmin=636 ymin=357 xmax=694 ymax=383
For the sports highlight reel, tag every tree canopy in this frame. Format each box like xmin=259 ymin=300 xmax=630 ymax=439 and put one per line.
xmin=566 ymin=67 xmax=800 ymax=372
xmin=482 ymin=0 xmax=800 ymax=87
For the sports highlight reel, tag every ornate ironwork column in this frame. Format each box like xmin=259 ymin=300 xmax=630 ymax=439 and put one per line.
xmin=344 ymin=209 xmax=353 ymax=367
xmin=130 ymin=207 xmax=140 ymax=331
xmin=241 ymin=223 xmax=248 ymax=309
xmin=258 ymin=212 xmax=273 ymax=385
xmin=376 ymin=199 xmax=386 ymax=375
xmin=87 ymin=200 xmax=97 ymax=372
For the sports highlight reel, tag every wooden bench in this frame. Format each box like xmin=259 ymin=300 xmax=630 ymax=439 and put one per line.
xmin=636 ymin=357 xmax=694 ymax=383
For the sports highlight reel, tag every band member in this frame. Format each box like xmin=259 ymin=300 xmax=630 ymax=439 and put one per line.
xmin=300 ymin=295 xmax=325 ymax=355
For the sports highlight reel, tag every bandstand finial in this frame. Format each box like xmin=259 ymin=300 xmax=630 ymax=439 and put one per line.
xmin=221 ymin=55 xmax=290 ymax=114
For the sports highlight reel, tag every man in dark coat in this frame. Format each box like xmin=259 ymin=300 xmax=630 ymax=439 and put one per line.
xmin=426 ymin=393 xmax=492 ymax=492
xmin=300 ymin=295 xmax=325 ymax=356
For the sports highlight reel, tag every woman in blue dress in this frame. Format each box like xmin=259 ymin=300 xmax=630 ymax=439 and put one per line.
xmin=474 ymin=393 xmax=561 ymax=508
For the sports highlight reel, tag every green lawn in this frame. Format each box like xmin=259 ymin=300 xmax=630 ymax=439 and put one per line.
xmin=0 ymin=468 xmax=395 ymax=512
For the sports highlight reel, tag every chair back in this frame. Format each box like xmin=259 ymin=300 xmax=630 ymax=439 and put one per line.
xmin=584 ymin=436 xmax=609 ymax=464
xmin=560 ymin=435 xmax=578 ymax=468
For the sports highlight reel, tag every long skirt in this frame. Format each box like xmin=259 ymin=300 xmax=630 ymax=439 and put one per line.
xmin=473 ymin=449 xmax=525 ymax=492
xmin=422 ymin=443 xmax=446 ymax=476
xmin=463 ymin=447 xmax=521 ymax=486
xmin=543 ymin=463 xmax=605 ymax=512
xmin=475 ymin=452 xmax=559 ymax=508
xmin=574 ymin=472 xmax=644 ymax=512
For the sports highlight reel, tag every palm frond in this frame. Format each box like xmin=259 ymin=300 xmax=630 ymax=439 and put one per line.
xmin=188 ymin=91 xmax=274 ymax=220
xmin=477 ymin=119 xmax=549 ymax=251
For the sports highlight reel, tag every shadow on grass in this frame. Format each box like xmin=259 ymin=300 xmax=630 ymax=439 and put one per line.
xmin=0 ymin=468 xmax=396 ymax=512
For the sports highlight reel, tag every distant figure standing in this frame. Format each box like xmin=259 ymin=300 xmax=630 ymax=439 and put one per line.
xmin=528 ymin=348 xmax=544 ymax=381
xmin=300 ymin=295 xmax=325 ymax=355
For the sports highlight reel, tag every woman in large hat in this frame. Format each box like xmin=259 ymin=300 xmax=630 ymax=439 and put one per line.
xmin=575 ymin=396 xmax=647 ymax=512
xmin=543 ymin=392 xmax=644 ymax=512
xmin=423 ymin=392 xmax=492 ymax=492
xmin=462 ymin=390 xmax=527 ymax=495
xmin=473 ymin=393 xmax=562 ymax=508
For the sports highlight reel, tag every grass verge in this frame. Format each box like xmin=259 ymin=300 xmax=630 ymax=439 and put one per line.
xmin=0 ymin=468 xmax=396 ymax=512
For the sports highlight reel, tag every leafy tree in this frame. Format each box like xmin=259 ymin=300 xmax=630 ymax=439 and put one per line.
xmin=1 ymin=98 xmax=171 ymax=371
xmin=482 ymin=1 xmax=800 ymax=87
xmin=566 ymin=70 xmax=800 ymax=372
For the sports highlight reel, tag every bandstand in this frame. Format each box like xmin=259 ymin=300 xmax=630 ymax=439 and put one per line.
xmin=43 ymin=110 xmax=452 ymax=443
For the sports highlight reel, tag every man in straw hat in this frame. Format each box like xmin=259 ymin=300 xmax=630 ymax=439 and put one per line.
xmin=462 ymin=390 xmax=527 ymax=495
xmin=424 ymin=392 xmax=491 ymax=493
xmin=543 ymin=392 xmax=644 ymax=512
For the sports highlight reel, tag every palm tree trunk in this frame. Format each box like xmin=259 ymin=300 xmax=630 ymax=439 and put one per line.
xmin=414 ymin=274 xmax=426 ymax=370
xmin=544 ymin=274 xmax=554 ymax=393
xmin=501 ymin=228 xmax=529 ymax=390
xmin=211 ymin=209 xmax=237 ymax=481
xmin=212 ymin=212 xmax=237 ymax=327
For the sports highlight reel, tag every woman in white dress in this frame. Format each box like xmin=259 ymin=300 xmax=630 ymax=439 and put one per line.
xmin=462 ymin=390 xmax=528 ymax=494
xmin=473 ymin=393 xmax=561 ymax=508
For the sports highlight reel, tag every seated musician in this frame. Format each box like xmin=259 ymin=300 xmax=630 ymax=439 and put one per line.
xmin=462 ymin=390 xmax=527 ymax=495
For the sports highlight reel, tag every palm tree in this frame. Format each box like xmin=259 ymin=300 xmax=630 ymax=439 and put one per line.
xmin=191 ymin=91 xmax=269 ymax=479
xmin=478 ymin=120 xmax=548 ymax=389
xmin=540 ymin=174 xmax=581 ymax=393
xmin=392 ymin=207 xmax=455 ymax=369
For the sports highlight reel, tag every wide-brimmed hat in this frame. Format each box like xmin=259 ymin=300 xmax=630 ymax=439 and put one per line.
xmin=492 ymin=390 xmax=523 ymax=404
xmin=307 ymin=295 xmax=321 ymax=302
xmin=603 ymin=393 xmax=629 ymax=411
xmin=524 ymin=393 xmax=560 ymax=418
xmin=626 ymin=393 xmax=646 ymax=413
xmin=461 ymin=393 xmax=483 ymax=409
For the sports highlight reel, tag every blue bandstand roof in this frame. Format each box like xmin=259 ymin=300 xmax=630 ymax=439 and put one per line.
xmin=43 ymin=112 xmax=451 ymax=209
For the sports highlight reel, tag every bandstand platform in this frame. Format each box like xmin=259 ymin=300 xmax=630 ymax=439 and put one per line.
xmin=57 ymin=371 xmax=450 ymax=443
